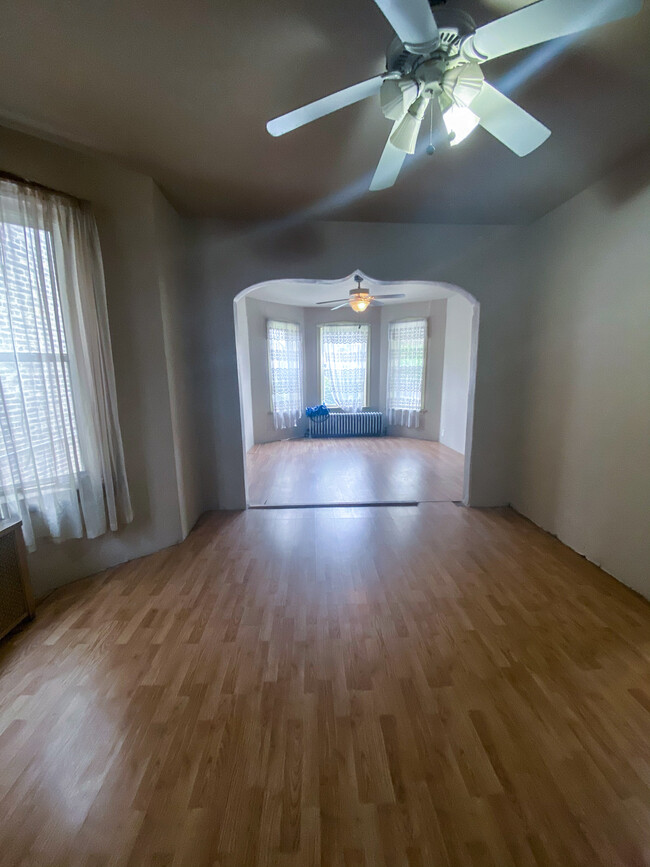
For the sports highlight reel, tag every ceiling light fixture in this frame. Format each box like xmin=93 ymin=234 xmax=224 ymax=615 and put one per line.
xmin=349 ymin=294 xmax=371 ymax=313
xmin=443 ymin=104 xmax=480 ymax=146
xmin=315 ymin=275 xmax=407 ymax=312
xmin=390 ymin=94 xmax=430 ymax=154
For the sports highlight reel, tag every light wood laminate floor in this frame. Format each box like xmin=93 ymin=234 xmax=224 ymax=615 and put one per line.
xmin=247 ymin=437 xmax=465 ymax=506
xmin=1 ymin=503 xmax=649 ymax=866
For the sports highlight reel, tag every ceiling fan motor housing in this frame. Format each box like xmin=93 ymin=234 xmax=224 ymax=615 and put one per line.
xmin=386 ymin=8 xmax=476 ymax=75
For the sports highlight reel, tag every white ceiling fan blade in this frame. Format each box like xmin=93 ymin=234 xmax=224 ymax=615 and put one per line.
xmin=316 ymin=298 xmax=348 ymax=305
xmin=373 ymin=293 xmax=407 ymax=299
xmin=267 ymin=76 xmax=384 ymax=136
xmin=471 ymin=82 xmax=550 ymax=156
xmin=369 ymin=300 xmax=385 ymax=307
xmin=462 ymin=0 xmax=642 ymax=63
xmin=370 ymin=124 xmax=408 ymax=191
xmin=330 ymin=302 xmax=351 ymax=311
xmin=373 ymin=0 xmax=440 ymax=53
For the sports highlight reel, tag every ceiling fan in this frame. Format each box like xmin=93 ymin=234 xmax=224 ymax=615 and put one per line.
xmin=266 ymin=0 xmax=643 ymax=190
xmin=316 ymin=275 xmax=406 ymax=312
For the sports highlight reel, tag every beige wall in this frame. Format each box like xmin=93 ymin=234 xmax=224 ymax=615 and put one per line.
xmin=440 ymin=294 xmax=475 ymax=455
xmin=0 ymin=125 xmax=191 ymax=597
xmin=234 ymin=297 xmax=255 ymax=454
xmin=154 ymin=186 xmax=202 ymax=538
xmin=512 ymin=155 xmax=650 ymax=599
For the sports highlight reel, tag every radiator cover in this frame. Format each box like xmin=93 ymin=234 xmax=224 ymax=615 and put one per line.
xmin=0 ymin=520 xmax=35 ymax=641
xmin=309 ymin=411 xmax=383 ymax=438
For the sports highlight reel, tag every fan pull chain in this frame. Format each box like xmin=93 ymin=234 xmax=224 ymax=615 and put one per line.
xmin=426 ymin=100 xmax=435 ymax=156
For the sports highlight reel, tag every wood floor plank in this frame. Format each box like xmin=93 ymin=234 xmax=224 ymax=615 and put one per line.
xmin=246 ymin=436 xmax=464 ymax=505
xmin=0 ymin=503 xmax=649 ymax=866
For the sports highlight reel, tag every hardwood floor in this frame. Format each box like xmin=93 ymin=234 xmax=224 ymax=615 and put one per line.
xmin=1 ymin=504 xmax=649 ymax=866
xmin=246 ymin=437 xmax=465 ymax=506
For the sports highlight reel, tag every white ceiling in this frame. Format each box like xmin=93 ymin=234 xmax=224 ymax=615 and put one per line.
xmin=248 ymin=273 xmax=459 ymax=307
xmin=0 ymin=0 xmax=648 ymax=223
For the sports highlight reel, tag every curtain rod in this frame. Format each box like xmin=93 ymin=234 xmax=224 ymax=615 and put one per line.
xmin=0 ymin=169 xmax=83 ymax=203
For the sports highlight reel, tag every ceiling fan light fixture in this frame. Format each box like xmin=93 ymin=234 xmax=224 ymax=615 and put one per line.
xmin=441 ymin=63 xmax=484 ymax=109
xmin=380 ymin=79 xmax=406 ymax=120
xmin=350 ymin=294 xmax=371 ymax=313
xmin=443 ymin=104 xmax=480 ymax=146
xmin=390 ymin=94 xmax=429 ymax=153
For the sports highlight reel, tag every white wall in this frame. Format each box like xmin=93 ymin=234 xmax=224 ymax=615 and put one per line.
xmin=379 ymin=300 xmax=447 ymax=441
xmin=440 ymin=294 xmax=475 ymax=454
xmin=513 ymin=156 xmax=650 ymax=599
xmin=0 ymin=124 xmax=193 ymax=597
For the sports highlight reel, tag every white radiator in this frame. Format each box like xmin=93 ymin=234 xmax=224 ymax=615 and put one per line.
xmin=309 ymin=411 xmax=383 ymax=438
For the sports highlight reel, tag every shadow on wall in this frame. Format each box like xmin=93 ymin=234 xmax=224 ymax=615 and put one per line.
xmin=252 ymin=224 xmax=327 ymax=261
xmin=234 ymin=271 xmax=479 ymax=506
xmin=600 ymin=138 xmax=650 ymax=206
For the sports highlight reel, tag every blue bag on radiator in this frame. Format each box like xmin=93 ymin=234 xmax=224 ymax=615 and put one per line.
xmin=305 ymin=404 xmax=329 ymax=420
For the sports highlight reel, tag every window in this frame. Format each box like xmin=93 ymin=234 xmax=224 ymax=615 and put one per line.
xmin=319 ymin=323 xmax=370 ymax=412
xmin=0 ymin=177 xmax=132 ymax=549
xmin=0 ymin=221 xmax=82 ymax=490
xmin=267 ymin=320 xmax=303 ymax=429
xmin=386 ymin=318 xmax=427 ymax=427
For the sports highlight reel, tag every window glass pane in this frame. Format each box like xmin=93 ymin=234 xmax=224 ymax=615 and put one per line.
xmin=0 ymin=220 xmax=82 ymax=490
xmin=320 ymin=324 xmax=369 ymax=411
xmin=386 ymin=319 xmax=427 ymax=412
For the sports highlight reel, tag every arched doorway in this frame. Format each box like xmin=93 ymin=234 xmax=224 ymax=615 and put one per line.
xmin=234 ymin=271 xmax=479 ymax=507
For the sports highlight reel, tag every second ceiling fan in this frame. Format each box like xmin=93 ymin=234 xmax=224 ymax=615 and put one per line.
xmin=316 ymin=275 xmax=406 ymax=312
xmin=266 ymin=0 xmax=643 ymax=190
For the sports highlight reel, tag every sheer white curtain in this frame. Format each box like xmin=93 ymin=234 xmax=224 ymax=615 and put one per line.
xmin=0 ymin=177 xmax=132 ymax=549
xmin=320 ymin=324 xmax=369 ymax=412
xmin=386 ymin=318 xmax=427 ymax=428
xmin=267 ymin=319 xmax=303 ymax=430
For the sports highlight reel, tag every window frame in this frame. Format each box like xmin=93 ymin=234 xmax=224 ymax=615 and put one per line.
xmin=317 ymin=321 xmax=371 ymax=410
xmin=265 ymin=317 xmax=304 ymax=416
xmin=386 ymin=316 xmax=429 ymax=412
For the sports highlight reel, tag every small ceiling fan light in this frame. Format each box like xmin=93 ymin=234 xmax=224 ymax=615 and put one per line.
xmin=443 ymin=104 xmax=479 ymax=147
xmin=390 ymin=95 xmax=428 ymax=154
xmin=350 ymin=294 xmax=371 ymax=313
xmin=441 ymin=63 xmax=484 ymax=109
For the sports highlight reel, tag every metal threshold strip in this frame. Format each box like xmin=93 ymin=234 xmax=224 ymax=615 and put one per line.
xmin=248 ymin=501 xmax=419 ymax=510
